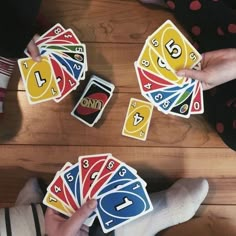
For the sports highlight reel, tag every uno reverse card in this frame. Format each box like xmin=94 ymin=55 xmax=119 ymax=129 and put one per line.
xmin=122 ymin=98 xmax=153 ymax=141
xmin=71 ymin=81 xmax=113 ymax=127
xmin=86 ymin=156 xmax=122 ymax=200
xmin=18 ymin=56 xmax=61 ymax=104
xmin=96 ymin=180 xmax=153 ymax=233
xmin=137 ymin=42 xmax=185 ymax=86
xmin=78 ymin=153 xmax=111 ymax=203
xmin=43 ymin=192 xmax=74 ymax=217
xmin=49 ymin=57 xmax=78 ymax=103
xmin=147 ymin=20 xmax=202 ymax=71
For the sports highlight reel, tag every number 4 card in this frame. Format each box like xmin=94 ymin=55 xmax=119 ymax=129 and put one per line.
xmin=122 ymin=98 xmax=153 ymax=141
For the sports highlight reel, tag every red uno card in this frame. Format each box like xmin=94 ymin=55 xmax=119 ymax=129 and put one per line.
xmin=50 ymin=57 xmax=78 ymax=102
xmin=134 ymin=62 xmax=173 ymax=94
xmin=44 ymin=29 xmax=80 ymax=45
xmin=191 ymin=81 xmax=204 ymax=114
xmin=78 ymin=153 xmax=111 ymax=203
xmin=86 ymin=156 xmax=122 ymax=200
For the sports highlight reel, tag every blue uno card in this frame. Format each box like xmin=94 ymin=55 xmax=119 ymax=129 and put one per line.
xmin=158 ymin=79 xmax=196 ymax=114
xmin=96 ymin=180 xmax=153 ymax=233
xmin=97 ymin=164 xmax=142 ymax=197
xmin=62 ymin=163 xmax=81 ymax=207
xmin=51 ymin=52 xmax=84 ymax=80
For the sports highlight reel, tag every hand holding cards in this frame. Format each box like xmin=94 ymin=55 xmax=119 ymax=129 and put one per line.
xmin=43 ymin=153 xmax=153 ymax=233
xmin=135 ymin=20 xmax=204 ymax=118
xmin=18 ymin=23 xmax=87 ymax=104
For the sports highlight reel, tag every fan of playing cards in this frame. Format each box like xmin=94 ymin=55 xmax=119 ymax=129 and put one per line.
xmin=135 ymin=20 xmax=204 ymax=118
xmin=18 ymin=23 xmax=87 ymax=104
xmin=43 ymin=153 xmax=153 ymax=233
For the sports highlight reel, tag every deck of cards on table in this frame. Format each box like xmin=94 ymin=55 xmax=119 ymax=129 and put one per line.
xmin=18 ymin=23 xmax=88 ymax=104
xmin=43 ymin=153 xmax=153 ymax=233
xmin=71 ymin=75 xmax=115 ymax=127
xmin=135 ymin=20 xmax=204 ymax=118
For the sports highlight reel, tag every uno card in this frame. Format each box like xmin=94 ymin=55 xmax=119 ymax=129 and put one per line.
xmin=71 ymin=81 xmax=113 ymax=127
xmin=50 ymin=52 xmax=84 ymax=81
xmin=168 ymin=80 xmax=197 ymax=118
xmin=43 ymin=29 xmax=80 ymax=45
xmin=96 ymin=180 xmax=153 ymax=233
xmin=49 ymin=57 xmax=78 ymax=102
xmin=90 ymin=75 xmax=115 ymax=93
xmin=137 ymin=42 xmax=185 ymax=86
xmin=18 ymin=56 xmax=61 ymax=104
xmin=96 ymin=163 xmax=142 ymax=198
xmin=134 ymin=62 xmax=173 ymax=94
xmin=43 ymin=192 xmax=73 ymax=217
xmin=86 ymin=156 xmax=122 ymax=200
xmin=190 ymin=81 xmax=204 ymax=114
xmin=62 ymin=163 xmax=82 ymax=207
xmin=122 ymin=98 xmax=153 ymax=141
xmin=47 ymin=172 xmax=79 ymax=212
xmin=24 ymin=23 xmax=65 ymax=56
xmin=78 ymin=153 xmax=111 ymax=203
xmin=147 ymin=20 xmax=202 ymax=71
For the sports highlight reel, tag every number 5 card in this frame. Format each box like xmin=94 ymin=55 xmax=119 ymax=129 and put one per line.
xmin=122 ymin=98 xmax=153 ymax=141
xmin=147 ymin=20 xmax=202 ymax=72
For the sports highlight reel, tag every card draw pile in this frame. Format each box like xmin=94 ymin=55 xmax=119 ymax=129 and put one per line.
xmin=18 ymin=23 xmax=87 ymax=104
xmin=43 ymin=153 xmax=153 ymax=233
xmin=135 ymin=20 xmax=204 ymax=118
xmin=71 ymin=75 xmax=115 ymax=127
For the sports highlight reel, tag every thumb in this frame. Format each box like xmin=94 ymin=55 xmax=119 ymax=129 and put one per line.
xmin=27 ymin=34 xmax=41 ymax=62
xmin=63 ymin=199 xmax=97 ymax=235
xmin=176 ymin=69 xmax=205 ymax=82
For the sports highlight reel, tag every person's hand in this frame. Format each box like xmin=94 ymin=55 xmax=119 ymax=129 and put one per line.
xmin=176 ymin=48 xmax=236 ymax=90
xmin=26 ymin=34 xmax=41 ymax=62
xmin=45 ymin=199 xmax=97 ymax=236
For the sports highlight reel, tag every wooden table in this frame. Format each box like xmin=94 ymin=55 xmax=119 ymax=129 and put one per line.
xmin=0 ymin=0 xmax=236 ymax=228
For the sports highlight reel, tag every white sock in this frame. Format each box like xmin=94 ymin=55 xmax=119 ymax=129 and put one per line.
xmin=0 ymin=56 xmax=16 ymax=113
xmin=115 ymin=178 xmax=209 ymax=236
xmin=15 ymin=178 xmax=44 ymax=205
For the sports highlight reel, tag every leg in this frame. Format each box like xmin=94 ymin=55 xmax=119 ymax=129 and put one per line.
xmin=115 ymin=178 xmax=209 ymax=236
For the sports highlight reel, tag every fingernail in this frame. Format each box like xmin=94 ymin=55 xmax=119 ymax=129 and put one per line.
xmin=88 ymin=199 xmax=97 ymax=209
xmin=36 ymin=56 xmax=41 ymax=62
xmin=176 ymin=71 xmax=185 ymax=76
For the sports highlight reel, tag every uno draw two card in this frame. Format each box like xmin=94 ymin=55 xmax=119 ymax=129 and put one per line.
xmin=135 ymin=20 xmax=204 ymax=118
xmin=43 ymin=153 xmax=153 ymax=233
xmin=71 ymin=75 xmax=115 ymax=127
xmin=122 ymin=98 xmax=153 ymax=141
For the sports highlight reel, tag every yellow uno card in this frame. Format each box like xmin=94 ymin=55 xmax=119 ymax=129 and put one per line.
xmin=43 ymin=192 xmax=74 ymax=217
xmin=18 ymin=56 xmax=61 ymax=104
xmin=147 ymin=20 xmax=202 ymax=71
xmin=122 ymin=98 xmax=153 ymax=141
xmin=137 ymin=42 xmax=186 ymax=86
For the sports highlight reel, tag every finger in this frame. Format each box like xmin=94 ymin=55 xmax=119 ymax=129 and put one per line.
xmin=45 ymin=207 xmax=57 ymax=216
xmin=176 ymin=69 xmax=206 ymax=81
xmin=27 ymin=38 xmax=40 ymax=62
xmin=63 ymin=199 xmax=97 ymax=235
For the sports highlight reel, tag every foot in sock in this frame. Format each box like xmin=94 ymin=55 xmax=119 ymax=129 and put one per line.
xmin=0 ymin=56 xmax=16 ymax=113
xmin=139 ymin=0 xmax=167 ymax=7
xmin=115 ymin=178 xmax=209 ymax=236
xmin=15 ymin=177 xmax=44 ymax=205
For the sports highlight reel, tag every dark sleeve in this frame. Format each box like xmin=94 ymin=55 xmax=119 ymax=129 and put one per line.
xmin=0 ymin=0 xmax=42 ymax=58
